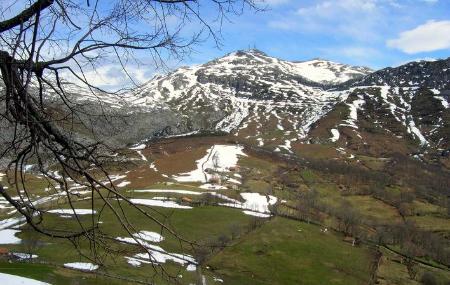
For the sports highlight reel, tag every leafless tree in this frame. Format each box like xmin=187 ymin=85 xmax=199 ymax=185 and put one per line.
xmin=0 ymin=0 xmax=260 ymax=282
xmin=335 ymin=200 xmax=361 ymax=236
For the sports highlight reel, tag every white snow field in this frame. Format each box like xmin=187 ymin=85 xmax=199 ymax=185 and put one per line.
xmin=11 ymin=252 xmax=38 ymax=259
xmin=125 ymin=246 xmax=196 ymax=269
xmin=173 ymin=144 xmax=246 ymax=184
xmin=133 ymin=231 xmax=164 ymax=243
xmin=291 ymin=59 xmax=368 ymax=84
xmin=64 ymin=262 xmax=99 ymax=271
xmin=0 ymin=229 xmax=21 ymax=244
xmin=330 ymin=128 xmax=340 ymax=142
xmin=48 ymin=209 xmax=97 ymax=215
xmin=130 ymin=198 xmax=192 ymax=209
xmin=0 ymin=273 xmax=50 ymax=285
xmin=130 ymin=188 xmax=279 ymax=218
xmin=0 ymin=217 xmax=25 ymax=230
xmin=132 ymin=189 xmax=202 ymax=195
xmin=220 ymin=192 xmax=278 ymax=218
xmin=116 ymin=231 xmax=196 ymax=270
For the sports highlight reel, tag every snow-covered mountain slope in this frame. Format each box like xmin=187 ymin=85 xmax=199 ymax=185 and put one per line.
xmin=121 ymin=50 xmax=449 ymax=156
xmin=291 ymin=59 xmax=372 ymax=85
xmin=96 ymin=49 xmax=371 ymax=151
xmin=129 ymin=49 xmax=371 ymax=104
xmin=346 ymin=58 xmax=450 ymax=89
xmin=309 ymin=59 xmax=450 ymax=157
xmin=6 ymin=49 xmax=447 ymax=158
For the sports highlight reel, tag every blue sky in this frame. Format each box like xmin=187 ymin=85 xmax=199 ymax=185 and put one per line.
xmin=77 ymin=0 xmax=450 ymax=89
xmin=7 ymin=0 xmax=444 ymax=89
xmin=184 ymin=0 xmax=450 ymax=69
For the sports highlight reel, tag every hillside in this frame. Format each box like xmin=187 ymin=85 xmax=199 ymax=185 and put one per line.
xmin=0 ymin=50 xmax=449 ymax=285
xmin=56 ymin=50 xmax=449 ymax=162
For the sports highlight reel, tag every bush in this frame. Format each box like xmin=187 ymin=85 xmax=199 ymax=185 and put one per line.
xmin=420 ymin=271 xmax=437 ymax=285
xmin=217 ymin=234 xmax=231 ymax=248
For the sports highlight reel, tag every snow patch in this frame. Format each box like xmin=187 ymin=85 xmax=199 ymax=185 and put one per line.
xmin=173 ymin=145 xmax=246 ymax=183
xmin=64 ymin=262 xmax=99 ymax=271
xmin=130 ymin=199 xmax=192 ymax=209
xmin=48 ymin=209 xmax=96 ymax=215
xmin=119 ymin=235 xmax=196 ymax=270
xmin=242 ymin=211 xmax=271 ymax=218
xmin=149 ymin=162 xmax=158 ymax=171
xmin=0 ymin=217 xmax=26 ymax=230
xmin=330 ymin=128 xmax=340 ymax=142
xmin=117 ymin=181 xmax=131 ymax=188
xmin=11 ymin=252 xmax=38 ymax=259
xmin=132 ymin=189 xmax=202 ymax=195
xmin=0 ymin=273 xmax=50 ymax=285
xmin=220 ymin=193 xmax=277 ymax=217
xmin=407 ymin=119 xmax=429 ymax=146
xmin=186 ymin=264 xmax=197 ymax=271
xmin=134 ymin=231 xmax=164 ymax=243
xmin=342 ymin=95 xmax=365 ymax=129
xmin=0 ymin=229 xmax=21 ymax=244
xmin=434 ymin=96 xmax=449 ymax=108
xmin=129 ymin=144 xmax=146 ymax=150
xmin=199 ymin=184 xmax=227 ymax=190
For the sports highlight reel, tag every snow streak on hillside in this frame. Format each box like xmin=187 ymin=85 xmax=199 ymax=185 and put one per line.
xmin=107 ymin=49 xmax=371 ymax=151
xmin=290 ymin=59 xmax=371 ymax=85
xmin=46 ymin=49 xmax=449 ymax=152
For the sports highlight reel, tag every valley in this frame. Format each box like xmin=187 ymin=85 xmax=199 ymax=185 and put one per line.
xmin=1 ymin=131 xmax=449 ymax=284
xmin=0 ymin=50 xmax=449 ymax=285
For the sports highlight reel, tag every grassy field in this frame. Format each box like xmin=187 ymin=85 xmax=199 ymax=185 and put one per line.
xmin=7 ymin=201 xmax=257 ymax=284
xmin=208 ymin=217 xmax=374 ymax=285
xmin=0 ymin=261 xmax=135 ymax=285
xmin=0 ymin=180 xmax=379 ymax=284
xmin=377 ymin=247 xmax=450 ymax=285
xmin=0 ymin=138 xmax=449 ymax=284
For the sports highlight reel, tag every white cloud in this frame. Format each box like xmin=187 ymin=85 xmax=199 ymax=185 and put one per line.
xmin=286 ymin=0 xmax=386 ymax=42
xmin=387 ymin=20 xmax=450 ymax=54
xmin=319 ymin=46 xmax=381 ymax=66
xmin=257 ymin=0 xmax=290 ymax=6
xmin=296 ymin=0 xmax=377 ymax=16
xmin=331 ymin=46 xmax=380 ymax=59
xmin=60 ymin=64 xmax=157 ymax=91
xmin=268 ymin=19 xmax=297 ymax=30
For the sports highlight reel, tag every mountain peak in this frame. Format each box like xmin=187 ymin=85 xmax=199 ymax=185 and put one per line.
xmin=205 ymin=50 xmax=372 ymax=85
xmin=219 ymin=49 xmax=271 ymax=62
xmin=234 ymin=48 xmax=268 ymax=56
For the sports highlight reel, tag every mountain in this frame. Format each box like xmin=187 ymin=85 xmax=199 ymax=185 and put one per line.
xmin=308 ymin=58 xmax=450 ymax=158
xmin=108 ymin=49 xmax=373 ymax=148
xmin=2 ymin=50 xmax=450 ymax=285
xmin=111 ymin=49 xmax=447 ymax=160
xmin=347 ymin=58 xmax=450 ymax=89
xmin=3 ymin=50 xmax=448 ymax=163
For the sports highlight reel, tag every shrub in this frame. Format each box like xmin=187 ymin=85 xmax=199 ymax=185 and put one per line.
xmin=420 ymin=271 xmax=437 ymax=285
